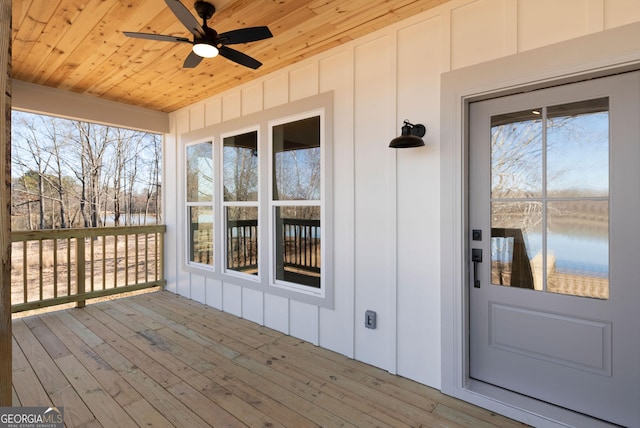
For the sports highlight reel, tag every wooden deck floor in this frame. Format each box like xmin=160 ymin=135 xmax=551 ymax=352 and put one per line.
xmin=11 ymin=291 xmax=526 ymax=427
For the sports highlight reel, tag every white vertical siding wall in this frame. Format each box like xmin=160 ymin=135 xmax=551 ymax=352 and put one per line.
xmin=164 ymin=0 xmax=640 ymax=388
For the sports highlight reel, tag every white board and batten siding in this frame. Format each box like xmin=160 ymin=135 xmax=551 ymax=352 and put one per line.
xmin=165 ymin=0 xmax=640 ymax=391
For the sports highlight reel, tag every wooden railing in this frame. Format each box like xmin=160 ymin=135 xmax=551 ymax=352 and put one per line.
xmin=11 ymin=225 xmax=165 ymax=313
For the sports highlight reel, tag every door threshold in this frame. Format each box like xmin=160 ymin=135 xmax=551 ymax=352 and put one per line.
xmin=462 ymin=379 xmax=620 ymax=428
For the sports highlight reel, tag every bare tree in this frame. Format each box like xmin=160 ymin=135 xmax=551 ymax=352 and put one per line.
xmin=12 ymin=111 xmax=162 ymax=230
xmin=74 ymin=121 xmax=109 ymax=228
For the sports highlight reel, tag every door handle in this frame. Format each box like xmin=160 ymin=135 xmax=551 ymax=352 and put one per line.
xmin=472 ymin=248 xmax=482 ymax=288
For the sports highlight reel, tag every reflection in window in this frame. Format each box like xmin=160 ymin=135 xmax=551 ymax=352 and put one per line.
xmin=186 ymin=142 xmax=213 ymax=266
xmin=189 ymin=206 xmax=213 ymax=265
xmin=224 ymin=131 xmax=259 ymax=276
xmin=274 ymin=206 xmax=321 ymax=288
xmin=223 ymin=131 xmax=258 ymax=201
xmin=491 ymin=109 xmax=543 ymax=199
xmin=226 ymin=206 xmax=258 ymax=275
xmin=490 ymin=98 xmax=609 ymax=299
xmin=547 ymin=99 xmax=609 ymax=197
xmin=272 ymin=116 xmax=321 ymax=201
xmin=271 ymin=115 xmax=322 ymax=289
xmin=186 ymin=142 xmax=213 ymax=202
xmin=491 ymin=201 xmax=542 ymax=290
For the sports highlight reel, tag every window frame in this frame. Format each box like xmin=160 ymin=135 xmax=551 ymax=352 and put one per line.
xmin=268 ymin=111 xmax=325 ymax=297
xmin=184 ymin=140 xmax=215 ymax=270
xmin=220 ymin=126 xmax=261 ymax=281
xmin=180 ymin=92 xmax=333 ymax=308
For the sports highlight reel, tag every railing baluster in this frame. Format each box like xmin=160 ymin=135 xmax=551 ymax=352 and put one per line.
xmin=124 ymin=233 xmax=129 ymax=287
xmin=53 ymin=239 xmax=58 ymax=298
xmin=113 ymin=234 xmax=118 ymax=289
xmin=102 ymin=235 xmax=106 ymax=290
xmin=145 ymin=233 xmax=149 ymax=283
xmin=38 ymin=239 xmax=43 ymax=302
xmin=22 ymin=242 xmax=27 ymax=304
xmin=304 ymin=225 xmax=309 ymax=268
xmin=241 ymin=226 xmax=246 ymax=267
xmin=90 ymin=237 xmax=95 ymax=292
xmin=135 ymin=233 xmax=139 ymax=284
xmin=159 ymin=231 xmax=164 ymax=282
xmin=67 ymin=237 xmax=71 ymax=296
xmin=155 ymin=232 xmax=159 ymax=281
xmin=76 ymin=237 xmax=85 ymax=308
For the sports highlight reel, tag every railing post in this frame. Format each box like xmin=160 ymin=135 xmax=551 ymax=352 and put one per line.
xmin=0 ymin=0 xmax=12 ymax=406
xmin=76 ymin=237 xmax=86 ymax=308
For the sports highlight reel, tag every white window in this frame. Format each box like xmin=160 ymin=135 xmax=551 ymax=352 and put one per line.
xmin=182 ymin=92 xmax=333 ymax=307
xmin=223 ymin=129 xmax=259 ymax=277
xmin=270 ymin=115 xmax=322 ymax=292
xmin=185 ymin=141 xmax=214 ymax=267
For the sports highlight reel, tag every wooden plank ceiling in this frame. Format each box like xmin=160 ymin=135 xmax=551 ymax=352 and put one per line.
xmin=12 ymin=0 xmax=450 ymax=113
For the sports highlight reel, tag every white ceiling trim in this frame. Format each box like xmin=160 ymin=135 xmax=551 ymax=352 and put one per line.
xmin=12 ymin=80 xmax=169 ymax=134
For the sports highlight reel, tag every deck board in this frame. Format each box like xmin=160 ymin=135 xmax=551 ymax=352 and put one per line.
xmin=12 ymin=291 xmax=527 ymax=427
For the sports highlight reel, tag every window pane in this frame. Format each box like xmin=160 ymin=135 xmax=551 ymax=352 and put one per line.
xmin=491 ymin=201 xmax=542 ymax=290
xmin=226 ymin=206 xmax=258 ymax=275
xmin=491 ymin=110 xmax=543 ymax=198
xmin=189 ymin=206 xmax=213 ymax=265
xmin=186 ymin=142 xmax=213 ymax=202
xmin=547 ymin=98 xmax=609 ymax=197
xmin=274 ymin=206 xmax=320 ymax=288
xmin=272 ymin=116 xmax=321 ymax=201
xmin=547 ymin=200 xmax=609 ymax=299
xmin=223 ymin=131 xmax=258 ymax=201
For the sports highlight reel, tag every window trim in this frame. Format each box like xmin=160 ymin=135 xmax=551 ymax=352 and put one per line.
xmin=180 ymin=92 xmax=334 ymax=309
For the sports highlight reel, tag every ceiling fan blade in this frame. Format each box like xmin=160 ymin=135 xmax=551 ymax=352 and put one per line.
xmin=165 ymin=0 xmax=205 ymax=37
xmin=123 ymin=32 xmax=191 ymax=43
xmin=217 ymin=27 xmax=273 ymax=45
xmin=183 ymin=51 xmax=204 ymax=68
xmin=219 ymin=46 xmax=262 ymax=69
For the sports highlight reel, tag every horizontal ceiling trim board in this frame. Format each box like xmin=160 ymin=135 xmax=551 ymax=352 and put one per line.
xmin=12 ymin=80 xmax=170 ymax=133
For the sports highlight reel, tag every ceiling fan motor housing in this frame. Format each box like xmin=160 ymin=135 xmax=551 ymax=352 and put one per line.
xmin=195 ymin=1 xmax=215 ymax=20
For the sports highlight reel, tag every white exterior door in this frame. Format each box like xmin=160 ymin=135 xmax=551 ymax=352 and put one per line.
xmin=469 ymin=72 xmax=640 ymax=427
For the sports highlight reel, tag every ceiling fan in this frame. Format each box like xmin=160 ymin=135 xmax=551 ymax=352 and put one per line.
xmin=123 ymin=0 xmax=273 ymax=69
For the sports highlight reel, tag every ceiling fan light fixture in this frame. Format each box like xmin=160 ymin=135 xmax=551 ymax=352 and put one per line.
xmin=192 ymin=42 xmax=219 ymax=58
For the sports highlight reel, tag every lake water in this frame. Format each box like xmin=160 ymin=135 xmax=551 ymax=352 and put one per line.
xmin=492 ymin=231 xmax=608 ymax=276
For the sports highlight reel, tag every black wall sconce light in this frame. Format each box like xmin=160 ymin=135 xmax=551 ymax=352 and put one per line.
xmin=389 ymin=120 xmax=426 ymax=148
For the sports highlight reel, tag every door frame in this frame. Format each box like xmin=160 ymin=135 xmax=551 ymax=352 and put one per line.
xmin=440 ymin=22 xmax=640 ymax=428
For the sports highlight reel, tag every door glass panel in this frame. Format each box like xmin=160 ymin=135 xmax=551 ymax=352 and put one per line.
xmin=547 ymin=200 xmax=609 ymax=298
xmin=490 ymin=98 xmax=610 ymax=299
xmin=547 ymin=98 xmax=609 ymax=197
xmin=491 ymin=201 xmax=542 ymax=289
xmin=491 ymin=109 xmax=543 ymax=198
